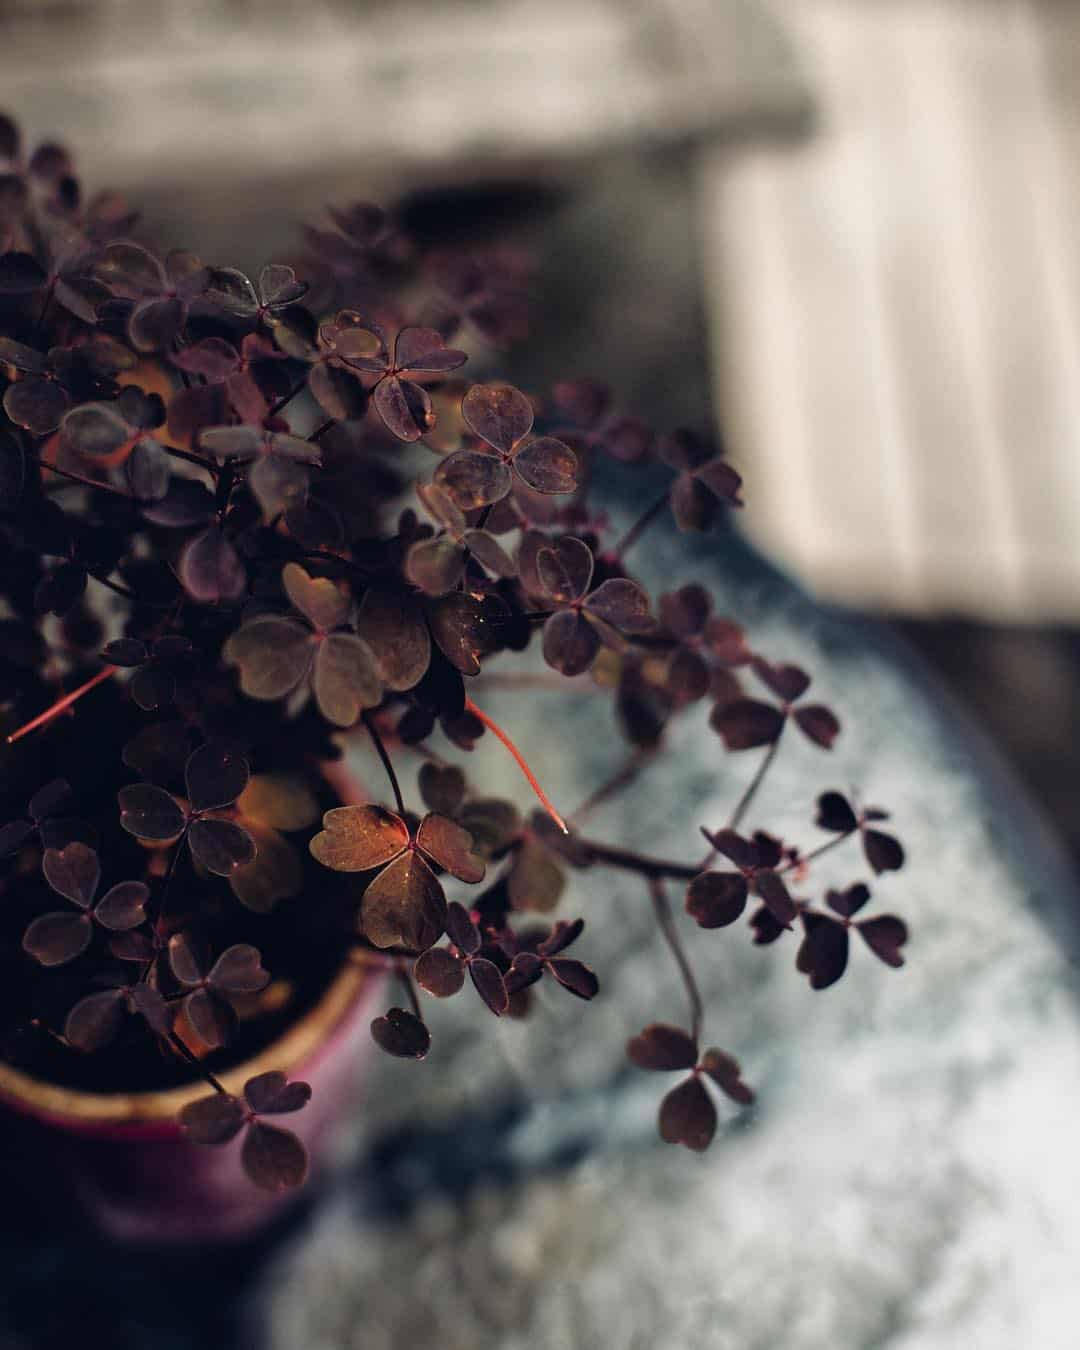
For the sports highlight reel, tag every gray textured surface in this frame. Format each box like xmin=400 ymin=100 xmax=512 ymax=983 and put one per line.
xmin=261 ymin=526 xmax=1080 ymax=1350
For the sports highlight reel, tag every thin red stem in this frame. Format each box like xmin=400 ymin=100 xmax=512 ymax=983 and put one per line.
xmin=464 ymin=697 xmax=569 ymax=834
xmin=614 ymin=489 xmax=669 ymax=559
xmin=7 ymin=665 xmax=117 ymax=745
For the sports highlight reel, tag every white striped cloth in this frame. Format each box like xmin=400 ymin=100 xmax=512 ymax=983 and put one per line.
xmin=699 ymin=0 xmax=1080 ymax=621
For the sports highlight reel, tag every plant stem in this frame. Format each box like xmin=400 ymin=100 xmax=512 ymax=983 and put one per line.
xmin=398 ymin=968 xmax=423 ymax=1022
xmin=362 ymin=711 xmax=406 ymax=816
xmin=728 ymin=735 xmax=781 ymax=833
xmin=614 ymin=489 xmax=669 ymax=559
xmin=6 ymin=664 xmax=117 ymax=744
xmin=267 ymin=377 xmax=307 ymax=419
xmin=161 ymin=443 xmax=218 ymax=473
xmin=648 ymin=878 xmax=703 ymax=1045
xmin=463 ymin=697 xmax=568 ymax=834
xmin=778 ymin=830 xmax=856 ymax=876
xmin=169 ymin=1032 xmax=228 ymax=1095
xmin=38 ymin=459 xmax=130 ymax=499
xmin=571 ymin=836 xmax=699 ymax=880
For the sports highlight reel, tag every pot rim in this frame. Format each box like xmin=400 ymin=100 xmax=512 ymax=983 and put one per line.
xmin=0 ymin=956 xmax=371 ymax=1129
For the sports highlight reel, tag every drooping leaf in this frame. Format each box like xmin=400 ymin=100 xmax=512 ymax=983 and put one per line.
xmin=360 ymin=851 xmax=446 ymax=951
xmin=370 ymin=1007 xmax=430 ymax=1059
xmin=64 ymin=989 xmax=126 ymax=1052
xmin=179 ymin=1092 xmax=247 ymax=1145
xmin=658 ymin=1075 xmax=717 ymax=1151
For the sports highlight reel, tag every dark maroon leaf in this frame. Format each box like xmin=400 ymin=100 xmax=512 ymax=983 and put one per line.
xmin=0 ymin=820 xmax=34 ymax=856
xmin=179 ymin=527 xmax=246 ymax=604
xmin=709 ymin=698 xmax=785 ymax=751
xmin=94 ymin=880 xmax=149 ymax=931
xmin=371 ymin=1007 xmax=430 ymax=1059
xmin=797 ymin=913 xmax=849 ymax=990
xmin=416 ymin=813 xmax=485 ymax=883
xmin=188 ymin=818 xmax=256 ymax=876
xmin=444 ymin=900 xmax=482 ymax=955
xmin=658 ymin=1075 xmax=717 ymax=1151
xmin=355 ymin=586 xmax=431 ymax=692
xmin=428 ymin=592 xmax=488 ymax=677
xmin=103 ymin=637 xmax=149 ymax=667
xmin=60 ymin=402 xmax=129 ymax=459
xmin=122 ymin=721 xmax=191 ymax=785
xmin=513 ymin=437 xmax=578 ymax=494
xmin=685 ymin=871 xmax=748 ymax=928
xmin=180 ymin=1092 xmax=246 ymax=1145
xmin=374 ymin=376 xmax=433 ymax=442
xmin=537 ymin=917 xmax=585 ymax=958
xmin=752 ymin=659 xmax=810 ymax=703
xmin=434 ymin=449 xmax=513 ymax=510
xmin=546 ymin=957 xmax=598 ymax=1000
xmin=536 ymin=536 xmax=592 ymax=603
xmin=414 ymin=946 xmax=466 ymax=998
xmin=469 ymin=957 xmax=509 ymax=1015
xmin=863 ymin=829 xmax=904 ymax=874
xmin=627 ymin=1023 xmax=698 ymax=1071
xmin=130 ymin=984 xmax=173 ymax=1036
xmin=699 ymin=1049 xmax=755 ymax=1105
xmin=793 ymin=705 xmax=840 ymax=749
xmin=244 ymin=1071 xmax=311 ymax=1115
xmin=361 ymin=852 xmax=446 ymax=951
xmin=42 ymin=841 xmax=99 ymax=908
xmin=23 ymin=911 xmax=92 ymax=966
xmin=185 ymin=742 xmax=249 ymax=812
xmin=754 ymin=870 xmax=798 ymax=927
xmin=207 ymin=943 xmax=269 ymax=994
xmin=749 ymin=904 xmax=787 ymax=945
xmin=3 ymin=378 xmax=69 ymax=435
xmin=118 ymin=784 xmax=186 ymax=841
xmin=242 ymin=1121 xmax=309 ymax=1191
xmin=461 ymin=382 xmax=532 ymax=454
xmin=825 ymin=883 xmax=870 ymax=918
xmin=418 ymin=763 xmax=466 ymax=817
xmin=64 ymin=989 xmax=125 ymax=1051
xmin=184 ymin=987 xmax=235 ymax=1049
xmin=702 ymin=828 xmax=755 ymax=869
xmin=167 ymin=931 xmax=206 ymax=986
xmin=505 ymin=951 xmax=543 ymax=994
xmin=815 ymin=791 xmax=857 ymax=834
xmin=856 ymin=915 xmax=908 ymax=968
xmin=542 ymin=609 xmax=599 ymax=676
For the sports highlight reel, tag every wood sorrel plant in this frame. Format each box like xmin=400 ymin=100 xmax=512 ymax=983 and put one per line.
xmin=0 ymin=113 xmax=908 ymax=1192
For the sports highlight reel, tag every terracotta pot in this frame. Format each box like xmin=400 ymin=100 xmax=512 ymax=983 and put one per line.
xmin=0 ymin=958 xmax=383 ymax=1244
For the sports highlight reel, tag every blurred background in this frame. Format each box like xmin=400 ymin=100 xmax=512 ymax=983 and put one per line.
xmin=6 ymin=0 xmax=1074 ymax=861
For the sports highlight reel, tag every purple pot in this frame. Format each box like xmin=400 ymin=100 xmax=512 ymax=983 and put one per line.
xmin=0 ymin=960 xmax=383 ymax=1243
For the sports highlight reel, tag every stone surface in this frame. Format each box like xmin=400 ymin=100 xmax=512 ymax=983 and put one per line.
xmin=259 ymin=521 xmax=1080 ymax=1350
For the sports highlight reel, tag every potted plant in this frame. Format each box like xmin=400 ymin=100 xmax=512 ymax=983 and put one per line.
xmin=0 ymin=111 xmax=909 ymax=1241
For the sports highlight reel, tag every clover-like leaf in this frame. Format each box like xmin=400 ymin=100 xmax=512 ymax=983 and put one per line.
xmin=188 ymin=818 xmax=257 ymax=876
xmin=685 ymin=871 xmax=748 ymax=929
xmin=658 ymin=1076 xmax=717 ymax=1151
xmin=627 ymin=1024 xmax=698 ymax=1072
xmin=309 ymin=805 xmax=409 ymax=873
xmin=371 ymin=1007 xmax=430 ymax=1059
xmin=185 ymin=741 xmax=250 ymax=813
xmin=244 ymin=1071 xmax=312 ymax=1115
xmin=118 ymin=784 xmax=186 ymax=841
xmin=42 ymin=841 xmax=99 ymax=909
xmin=361 ymin=851 xmax=446 ymax=951
xmin=180 ymin=1092 xmax=247 ymax=1145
